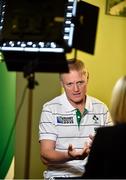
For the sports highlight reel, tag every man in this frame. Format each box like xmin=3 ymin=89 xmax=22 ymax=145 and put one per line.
xmin=39 ymin=59 xmax=111 ymax=179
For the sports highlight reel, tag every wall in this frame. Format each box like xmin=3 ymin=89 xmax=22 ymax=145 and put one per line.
xmin=15 ymin=0 xmax=126 ymax=179
xmin=78 ymin=0 xmax=126 ymax=106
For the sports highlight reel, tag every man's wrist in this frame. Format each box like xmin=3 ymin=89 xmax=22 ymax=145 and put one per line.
xmin=67 ymin=151 xmax=75 ymax=160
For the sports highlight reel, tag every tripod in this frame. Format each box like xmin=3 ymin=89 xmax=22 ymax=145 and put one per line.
xmin=24 ymin=72 xmax=38 ymax=179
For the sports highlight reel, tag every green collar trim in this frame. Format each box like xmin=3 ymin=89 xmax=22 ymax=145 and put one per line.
xmin=76 ymin=108 xmax=88 ymax=127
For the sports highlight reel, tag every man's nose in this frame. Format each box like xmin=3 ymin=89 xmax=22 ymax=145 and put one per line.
xmin=73 ymin=83 xmax=79 ymax=91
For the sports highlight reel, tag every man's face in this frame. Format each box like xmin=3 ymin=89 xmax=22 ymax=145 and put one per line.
xmin=61 ymin=69 xmax=88 ymax=106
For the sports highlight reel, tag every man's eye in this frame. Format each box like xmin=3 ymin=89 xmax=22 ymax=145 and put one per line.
xmin=77 ymin=81 xmax=85 ymax=85
xmin=66 ymin=83 xmax=73 ymax=86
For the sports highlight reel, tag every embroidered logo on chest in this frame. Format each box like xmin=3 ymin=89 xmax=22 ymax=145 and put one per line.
xmin=57 ymin=116 xmax=74 ymax=124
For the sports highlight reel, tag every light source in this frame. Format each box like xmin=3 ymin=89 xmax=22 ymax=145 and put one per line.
xmin=0 ymin=0 xmax=77 ymax=72
xmin=0 ymin=0 xmax=99 ymax=73
xmin=0 ymin=0 xmax=78 ymax=73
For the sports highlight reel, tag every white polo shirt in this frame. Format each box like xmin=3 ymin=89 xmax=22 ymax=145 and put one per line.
xmin=39 ymin=92 xmax=111 ymax=179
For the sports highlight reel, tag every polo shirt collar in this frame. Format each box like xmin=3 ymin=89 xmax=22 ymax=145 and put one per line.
xmin=61 ymin=92 xmax=93 ymax=112
xmin=61 ymin=92 xmax=75 ymax=112
xmin=85 ymin=95 xmax=93 ymax=112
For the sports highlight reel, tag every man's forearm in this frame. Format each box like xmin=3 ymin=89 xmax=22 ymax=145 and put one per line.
xmin=41 ymin=149 xmax=73 ymax=165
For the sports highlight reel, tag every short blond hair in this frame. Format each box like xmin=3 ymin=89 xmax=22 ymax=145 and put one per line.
xmin=59 ymin=59 xmax=89 ymax=80
xmin=110 ymin=76 xmax=126 ymax=124
xmin=67 ymin=59 xmax=85 ymax=71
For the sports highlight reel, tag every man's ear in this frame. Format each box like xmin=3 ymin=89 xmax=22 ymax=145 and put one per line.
xmin=87 ymin=72 xmax=89 ymax=81
xmin=60 ymin=80 xmax=63 ymax=87
xmin=59 ymin=74 xmax=63 ymax=87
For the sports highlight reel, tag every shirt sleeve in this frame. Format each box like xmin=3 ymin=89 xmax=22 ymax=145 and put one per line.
xmin=39 ymin=105 xmax=58 ymax=141
xmin=103 ymin=105 xmax=113 ymax=126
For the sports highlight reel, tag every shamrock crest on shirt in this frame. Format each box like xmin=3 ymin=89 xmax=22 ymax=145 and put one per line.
xmin=92 ymin=115 xmax=99 ymax=124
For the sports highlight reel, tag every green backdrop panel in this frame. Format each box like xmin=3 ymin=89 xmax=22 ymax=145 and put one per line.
xmin=0 ymin=62 xmax=16 ymax=178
